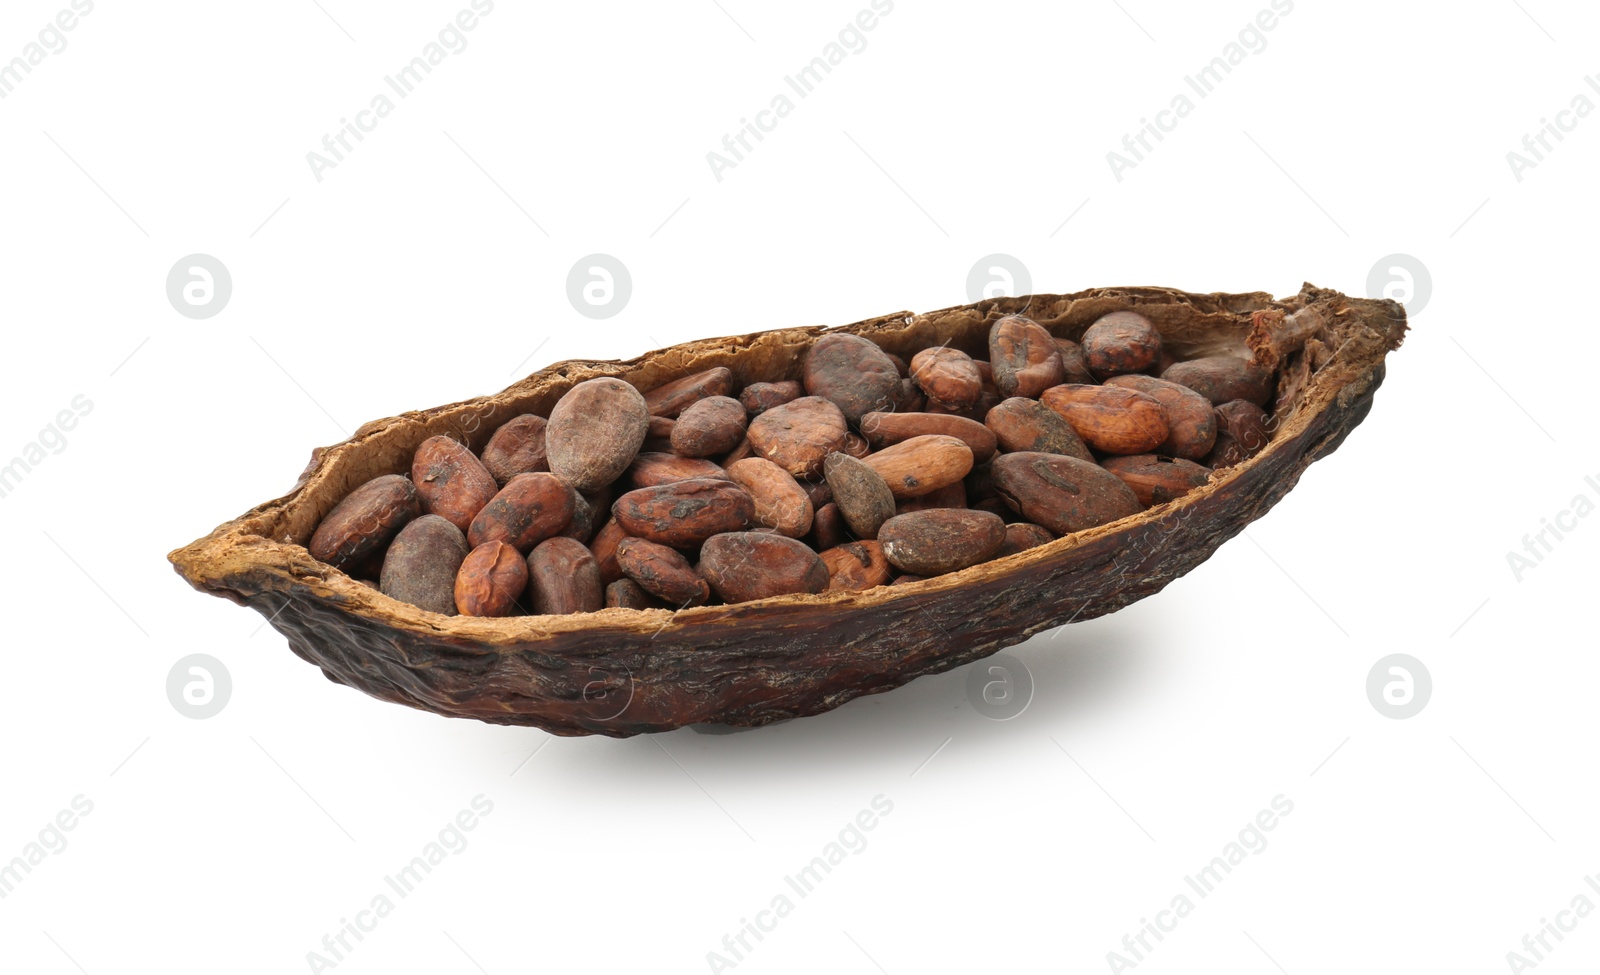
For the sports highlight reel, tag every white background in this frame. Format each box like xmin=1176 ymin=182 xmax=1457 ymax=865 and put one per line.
xmin=1 ymin=1 xmax=1595 ymax=972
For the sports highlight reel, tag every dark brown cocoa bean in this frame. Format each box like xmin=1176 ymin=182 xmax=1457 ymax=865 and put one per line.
xmin=995 ymin=522 xmax=1055 ymax=558
xmin=698 ymin=532 xmax=829 ymax=603
xmin=626 ymin=452 xmax=731 ymax=489
xmin=746 ymin=396 xmax=849 ymax=478
xmin=1053 ymin=338 xmax=1097 ymax=385
xmin=612 ymin=478 xmax=755 ymax=547
xmin=527 ymin=536 xmax=603 ymax=615
xmin=615 ymin=537 xmax=710 ymax=606
xmin=801 ymin=478 xmax=833 ymax=510
xmin=379 ymin=514 xmax=468 ymax=614
xmin=824 ymin=452 xmax=897 ymax=540
xmin=642 ymin=416 xmax=676 ymax=452
xmin=983 ymin=397 xmax=1093 ymax=461
xmin=802 ymin=333 xmax=901 ymax=424
xmin=818 ymin=541 xmax=892 ymax=591
xmin=861 ymin=434 xmax=975 ymax=499
xmin=811 ymin=503 xmax=849 ymax=550
xmin=859 ymin=411 xmax=997 ymax=464
xmin=1207 ymin=400 xmax=1271 ymax=468
xmin=878 ymin=509 xmax=1006 ymax=576
xmin=643 ymin=367 xmax=736 ymax=418
xmin=1161 ymin=356 xmax=1273 ymax=407
xmin=467 ymin=472 xmax=577 ymax=551
xmin=909 ymin=347 xmax=983 ymax=410
xmin=605 ymin=578 xmax=657 ymax=610
xmin=989 ymin=452 xmax=1142 ymax=535
xmin=480 ymin=415 xmax=549 ymax=485
xmin=895 ymin=480 xmax=967 ymax=514
xmin=1104 ymin=374 xmax=1218 ymax=461
xmin=989 ymin=314 xmax=1065 ymax=399
xmin=1040 ymin=384 xmax=1169 ymax=455
xmin=412 ymin=437 xmax=498 ymax=532
xmin=721 ymin=439 xmax=754 ymax=465
xmin=841 ymin=432 xmax=871 ymax=459
xmin=893 ymin=377 xmax=926 ymax=414
xmin=671 ymin=395 xmax=749 ymax=458
xmin=726 ymin=457 xmax=813 ymax=538
xmin=739 ymin=380 xmax=804 ymax=416
xmin=546 ymin=377 xmax=650 ymax=491
xmin=454 ymin=540 xmax=528 ymax=616
xmin=310 ymin=473 xmax=421 ymax=570
xmin=1082 ymin=310 xmax=1162 ymax=378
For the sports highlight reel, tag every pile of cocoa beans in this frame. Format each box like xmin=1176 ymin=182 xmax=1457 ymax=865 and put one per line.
xmin=308 ymin=311 xmax=1273 ymax=616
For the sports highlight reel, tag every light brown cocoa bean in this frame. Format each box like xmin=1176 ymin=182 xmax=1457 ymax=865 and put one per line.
xmin=989 ymin=452 xmax=1142 ymax=535
xmin=859 ymin=411 xmax=997 ymax=464
xmin=1161 ymin=356 xmax=1273 ymax=406
xmin=823 ymin=452 xmax=897 ymax=540
xmin=989 ymin=314 xmax=1065 ymax=398
xmin=527 ymin=536 xmax=603 ymax=615
xmin=1104 ymin=374 xmax=1218 ymax=461
xmin=588 ymin=518 xmax=628 ymax=584
xmin=739 ymin=381 xmax=803 ymax=416
xmin=612 ymin=478 xmax=755 ymax=547
xmin=698 ymin=532 xmax=829 ymax=603
xmin=983 ymin=397 xmax=1093 ymax=461
xmin=454 ymin=541 xmax=528 ymax=617
xmin=310 ymin=473 xmax=421 ymax=570
xmin=671 ymin=395 xmax=749 ymax=458
xmin=803 ymin=333 xmax=901 ymax=424
xmin=546 ymin=378 xmax=650 ymax=491
xmin=467 ymin=472 xmax=577 ymax=551
xmin=726 ymin=457 xmax=813 ymax=538
xmin=1040 ymin=384 xmax=1169 ymax=455
xmin=480 ymin=415 xmax=549 ymax=485
xmin=861 ymin=434 xmax=975 ymax=499
xmin=1082 ymin=310 xmax=1162 ymax=378
xmin=626 ymin=452 xmax=731 ymax=489
xmin=841 ymin=432 xmax=871 ymax=458
xmin=819 ymin=541 xmax=892 ymax=591
xmin=878 ymin=509 xmax=1007 ymax=576
xmin=615 ymin=537 xmax=709 ymax=606
xmin=746 ymin=396 xmax=848 ymax=478
xmin=909 ymin=347 xmax=983 ymax=410
xmin=643 ymin=367 xmax=735 ymax=418
xmin=379 ymin=514 xmax=468 ymax=615
xmin=411 ymin=437 xmax=498 ymax=532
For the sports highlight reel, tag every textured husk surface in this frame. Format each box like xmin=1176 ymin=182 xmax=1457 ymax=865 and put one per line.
xmin=169 ymin=285 xmax=1406 ymax=737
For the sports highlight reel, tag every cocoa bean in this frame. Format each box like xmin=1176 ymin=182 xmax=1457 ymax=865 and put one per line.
xmin=1104 ymin=374 xmax=1217 ymax=461
xmin=612 ymin=477 xmax=755 ymax=547
xmin=615 ymin=537 xmax=709 ymax=606
xmin=995 ymin=522 xmax=1055 ymax=558
xmin=989 ymin=314 xmax=1065 ymax=399
xmin=726 ymin=457 xmax=813 ymax=538
xmin=1161 ymin=356 xmax=1273 ymax=406
xmin=671 ymin=395 xmax=749 ymax=458
xmin=895 ymin=480 xmax=967 ymax=514
xmin=861 ymin=434 xmax=974 ymax=499
xmin=605 ymin=578 xmax=656 ymax=610
xmin=527 ymin=536 xmax=604 ymax=615
xmin=454 ymin=541 xmax=528 ymax=616
xmin=412 ymin=437 xmax=498 ymax=532
xmin=983 ymin=397 xmax=1093 ymax=461
xmin=626 ymin=452 xmax=731 ymax=488
xmin=823 ymin=452 xmax=897 ymax=540
xmin=310 ymin=474 xmax=421 ymax=570
xmin=1207 ymin=400 xmax=1271 ymax=468
xmin=698 ymin=532 xmax=829 ymax=603
xmin=802 ymin=333 xmax=901 ymax=424
xmin=643 ymin=367 xmax=735 ymax=418
xmin=859 ymin=411 xmax=997 ymax=464
xmin=480 ymin=415 xmax=549 ymax=485
xmin=811 ymin=503 xmax=849 ymax=550
xmin=1100 ymin=455 xmax=1212 ymax=507
xmin=546 ymin=377 xmax=650 ymax=491
xmin=746 ymin=396 xmax=848 ymax=478
xmin=379 ymin=514 xmax=468 ymax=615
xmin=878 ymin=509 xmax=1006 ymax=575
xmin=909 ymin=347 xmax=983 ymax=410
xmin=819 ymin=541 xmax=892 ymax=591
xmin=1082 ymin=310 xmax=1162 ymax=378
xmin=467 ymin=472 xmax=577 ymax=551
xmin=589 ymin=517 xmax=628 ymax=585
xmin=989 ymin=452 xmax=1142 ymax=535
xmin=1054 ymin=338 xmax=1097 ymax=385
xmin=739 ymin=381 xmax=803 ymax=416
xmin=1040 ymin=384 xmax=1169 ymax=455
